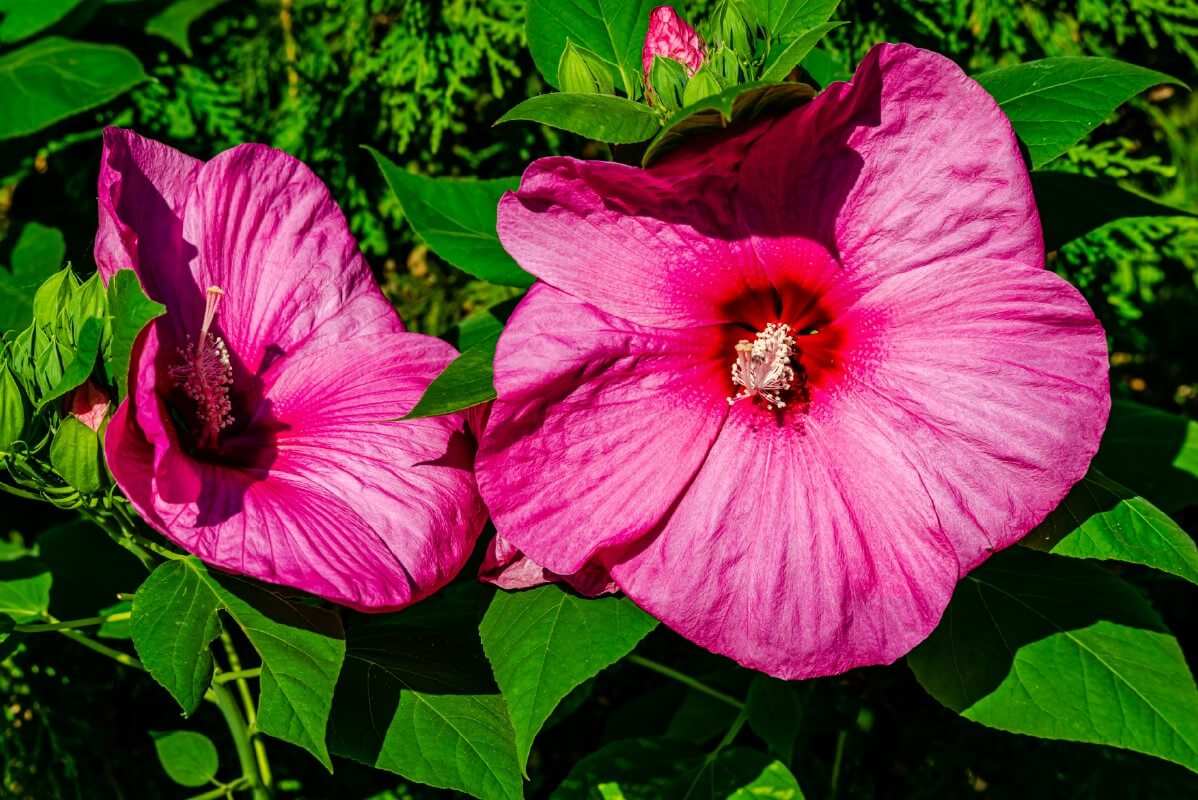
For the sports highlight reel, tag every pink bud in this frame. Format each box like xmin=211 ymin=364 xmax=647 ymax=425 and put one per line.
xmin=68 ymin=380 xmax=111 ymax=431
xmin=642 ymin=5 xmax=705 ymax=87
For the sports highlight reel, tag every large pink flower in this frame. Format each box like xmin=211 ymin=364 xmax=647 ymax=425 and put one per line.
xmin=97 ymin=129 xmax=487 ymax=611
xmin=477 ymin=44 xmax=1110 ymax=678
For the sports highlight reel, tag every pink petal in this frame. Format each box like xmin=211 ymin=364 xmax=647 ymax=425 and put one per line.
xmin=68 ymin=381 xmax=111 ymax=431
xmin=607 ymin=258 xmax=1108 ymax=678
xmin=642 ymin=5 xmax=705 ymax=84
xmin=476 ymin=283 xmax=729 ymax=574
xmin=479 ymin=536 xmax=617 ymax=597
xmin=180 ymin=144 xmax=402 ymax=377
xmin=738 ymin=43 xmax=1042 ymax=291
xmin=95 ymin=128 xmax=202 ymax=314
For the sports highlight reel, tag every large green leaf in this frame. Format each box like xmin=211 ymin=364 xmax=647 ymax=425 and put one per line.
xmin=145 ymin=0 xmax=231 ymax=57
xmin=760 ymin=0 xmax=841 ymax=39
xmin=404 ymin=331 xmax=499 ymax=420
xmin=1023 ymin=469 xmax=1198 ymax=584
xmin=369 ymin=148 xmax=529 ymax=287
xmin=103 ymin=269 xmax=165 ymax=402
xmin=497 ymin=93 xmax=662 ymax=144
xmin=0 ymin=38 xmax=148 ymax=140
xmin=759 ymin=21 xmax=845 ymax=82
xmin=329 ymin=587 xmax=524 ymax=800
xmin=0 ymin=223 xmax=65 ymax=333
xmin=551 ymin=738 xmax=804 ymax=799
xmin=526 ymin=0 xmax=659 ymax=94
xmin=132 ymin=559 xmax=346 ymax=768
xmin=1093 ymin=400 xmax=1198 ymax=513
xmin=745 ymin=675 xmax=802 ymax=760
xmin=1032 ymin=171 xmax=1196 ymax=251
xmin=0 ymin=552 xmax=51 ymax=624
xmin=974 ymin=57 xmax=1182 ymax=168
xmin=0 ymin=0 xmax=86 ymax=44
xmin=480 ymin=583 xmax=658 ymax=769
xmin=150 ymin=730 xmax=220 ymax=788
xmin=909 ymin=548 xmax=1198 ymax=772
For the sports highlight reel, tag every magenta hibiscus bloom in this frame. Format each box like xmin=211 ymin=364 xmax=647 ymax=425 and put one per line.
xmin=97 ymin=129 xmax=486 ymax=611
xmin=477 ymin=44 xmax=1110 ymax=678
xmin=642 ymin=5 xmax=705 ymax=83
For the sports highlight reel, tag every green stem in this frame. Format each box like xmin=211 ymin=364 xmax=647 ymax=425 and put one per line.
xmin=183 ymin=778 xmax=249 ymax=800
xmin=211 ymin=681 xmax=270 ymax=800
xmin=627 ymin=654 xmax=745 ymax=710
xmin=57 ymin=629 xmax=144 ymax=671
xmin=713 ymin=707 xmax=748 ymax=754
xmin=829 ymin=728 xmax=847 ymax=798
xmin=0 ymin=481 xmax=46 ymax=501
xmin=215 ymin=667 xmax=261 ymax=684
xmin=16 ymin=611 xmax=129 ymax=633
xmin=221 ymin=630 xmax=273 ymax=791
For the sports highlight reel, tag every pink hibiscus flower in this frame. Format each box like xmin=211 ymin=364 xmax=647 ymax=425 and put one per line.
xmin=97 ymin=129 xmax=487 ymax=611
xmin=477 ymin=44 xmax=1110 ymax=678
xmin=642 ymin=5 xmax=705 ymax=84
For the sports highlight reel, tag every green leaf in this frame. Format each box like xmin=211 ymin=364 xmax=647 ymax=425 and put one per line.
xmin=97 ymin=599 xmax=132 ymax=640
xmin=104 ymin=269 xmax=165 ymax=402
xmin=760 ymin=0 xmax=841 ymax=39
xmin=36 ymin=315 xmax=103 ymax=412
xmin=480 ymin=583 xmax=658 ymax=770
xmin=800 ymin=46 xmax=850 ymax=86
xmin=746 ymin=675 xmax=802 ymax=760
xmin=682 ymin=65 xmax=723 ymax=106
xmin=369 ymin=148 xmax=529 ymax=287
xmin=551 ymin=738 xmax=804 ymax=799
xmin=0 ymin=223 xmax=65 ymax=333
xmin=132 ymin=559 xmax=346 ymax=768
xmin=49 ymin=416 xmax=102 ymax=494
xmin=1032 ymin=172 xmax=1195 ymax=251
xmin=759 ymin=21 xmax=845 ymax=82
xmin=0 ymin=0 xmax=86 ymax=44
xmin=1093 ymin=400 xmax=1198 ymax=513
xmin=404 ymin=331 xmax=499 ymax=420
xmin=145 ymin=0 xmax=231 ymax=57
xmin=0 ymin=553 xmax=51 ymax=624
xmin=642 ymin=82 xmax=815 ymax=166
xmin=557 ymin=39 xmax=616 ymax=95
xmin=974 ymin=57 xmax=1183 ymax=168
xmin=1023 ymin=469 xmax=1198 ymax=584
xmin=329 ymin=588 xmax=524 ymax=800
xmin=32 ymin=267 xmax=75 ymax=332
xmin=37 ymin=519 xmax=144 ymax=621
xmin=908 ymin=548 xmax=1198 ymax=772
xmin=0 ymin=364 xmax=26 ymax=453
xmin=526 ymin=0 xmax=658 ymax=94
xmin=0 ymin=38 xmax=148 ymax=140
xmin=498 ymin=92 xmax=662 ymax=144
xmin=150 ymin=730 xmax=220 ymax=788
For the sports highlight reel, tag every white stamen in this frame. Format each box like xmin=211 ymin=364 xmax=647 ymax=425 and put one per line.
xmin=727 ymin=322 xmax=797 ymax=409
xmin=199 ymin=286 xmax=224 ymax=343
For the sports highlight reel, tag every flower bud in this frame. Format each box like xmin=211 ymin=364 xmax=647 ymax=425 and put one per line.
xmin=557 ymin=40 xmax=616 ymax=95
xmin=642 ymin=5 xmax=705 ymax=94
xmin=711 ymin=0 xmax=754 ymax=59
xmin=67 ymin=380 xmax=110 ymax=432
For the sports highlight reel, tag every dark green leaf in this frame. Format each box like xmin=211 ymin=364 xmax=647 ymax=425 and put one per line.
xmin=37 ymin=518 xmax=144 ymax=621
xmin=150 ymin=730 xmax=220 ymax=787
xmin=526 ymin=0 xmax=658 ymax=94
xmin=145 ymin=0 xmax=231 ymax=57
xmin=642 ymin=82 xmax=815 ymax=166
xmin=480 ymin=583 xmax=658 ymax=769
xmin=329 ymin=587 xmax=523 ymax=800
xmin=759 ymin=21 xmax=845 ymax=82
xmin=1023 ymin=469 xmax=1198 ymax=584
xmin=133 ymin=558 xmax=346 ymax=767
xmin=760 ymin=0 xmax=841 ymax=39
xmin=975 ymin=57 xmax=1183 ymax=168
xmin=0 ymin=38 xmax=148 ymax=140
xmin=800 ymin=46 xmax=850 ymax=86
xmin=49 ymin=416 xmax=102 ymax=494
xmin=404 ymin=331 xmax=499 ymax=419
xmin=0 ymin=0 xmax=87 ymax=44
xmin=0 ymin=364 xmax=26 ymax=453
xmin=746 ymin=674 xmax=802 ymax=760
xmin=104 ymin=269 xmax=165 ymax=402
xmin=1033 ymin=172 xmax=1195 ymax=251
xmin=1093 ymin=400 xmax=1198 ymax=513
xmin=0 ymin=223 xmax=65 ymax=333
xmin=551 ymin=738 xmax=804 ymax=799
xmin=498 ymin=92 xmax=662 ymax=144
xmin=909 ymin=548 xmax=1198 ymax=771
xmin=0 ymin=553 xmax=51 ymax=624
xmin=369 ymin=148 xmax=529 ymax=287
xmin=36 ymin=315 xmax=103 ymax=412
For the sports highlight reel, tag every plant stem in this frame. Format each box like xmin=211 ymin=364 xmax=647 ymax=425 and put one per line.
xmin=221 ymin=630 xmax=273 ymax=791
xmin=211 ymin=681 xmax=270 ymax=800
xmin=57 ymin=629 xmax=144 ymax=671
xmin=713 ymin=707 xmax=748 ymax=754
xmin=183 ymin=778 xmax=249 ymax=800
xmin=627 ymin=654 xmax=745 ymax=710
xmin=16 ymin=611 xmax=129 ymax=633
xmin=215 ymin=668 xmax=261 ymax=684
xmin=829 ymin=728 xmax=848 ymax=798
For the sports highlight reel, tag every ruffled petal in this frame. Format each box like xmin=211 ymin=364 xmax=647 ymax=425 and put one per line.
xmin=95 ymin=128 xmax=202 ymax=316
xmin=738 ymin=43 xmax=1042 ymax=289
xmin=476 ymin=283 xmax=729 ymax=574
xmin=180 ymin=144 xmax=401 ymax=377
xmin=479 ymin=536 xmax=617 ymax=597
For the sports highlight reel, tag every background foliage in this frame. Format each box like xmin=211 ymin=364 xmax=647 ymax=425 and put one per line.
xmin=1 ymin=0 xmax=1196 ymax=798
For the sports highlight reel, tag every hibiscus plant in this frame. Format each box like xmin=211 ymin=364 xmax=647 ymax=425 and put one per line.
xmin=0 ymin=1 xmax=1196 ymax=799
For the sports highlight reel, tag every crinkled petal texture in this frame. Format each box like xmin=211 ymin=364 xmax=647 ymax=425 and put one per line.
xmin=99 ymin=129 xmax=486 ymax=611
xmin=481 ymin=43 xmax=1110 ymax=678
xmin=642 ymin=5 xmax=705 ymax=82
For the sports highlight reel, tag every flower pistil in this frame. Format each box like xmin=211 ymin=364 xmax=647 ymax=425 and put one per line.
xmin=171 ymin=286 xmax=233 ymax=447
